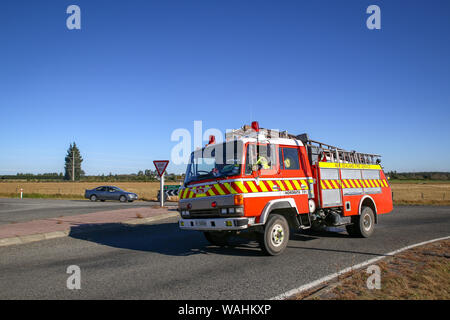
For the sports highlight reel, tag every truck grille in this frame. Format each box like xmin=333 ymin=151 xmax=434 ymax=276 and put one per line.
xmin=189 ymin=209 xmax=220 ymax=217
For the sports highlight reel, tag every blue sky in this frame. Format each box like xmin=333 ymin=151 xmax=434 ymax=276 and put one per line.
xmin=0 ymin=0 xmax=449 ymax=175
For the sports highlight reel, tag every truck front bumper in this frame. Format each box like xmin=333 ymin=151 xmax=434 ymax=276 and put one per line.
xmin=179 ymin=217 xmax=255 ymax=231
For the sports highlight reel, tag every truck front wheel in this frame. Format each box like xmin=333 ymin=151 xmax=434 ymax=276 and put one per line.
xmin=346 ymin=206 xmax=375 ymax=238
xmin=203 ymin=231 xmax=230 ymax=247
xmin=259 ymin=214 xmax=290 ymax=256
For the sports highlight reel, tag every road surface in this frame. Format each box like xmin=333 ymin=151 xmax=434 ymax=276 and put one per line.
xmin=0 ymin=198 xmax=177 ymax=225
xmin=0 ymin=205 xmax=448 ymax=299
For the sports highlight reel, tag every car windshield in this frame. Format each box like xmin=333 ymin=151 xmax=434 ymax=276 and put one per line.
xmin=184 ymin=141 xmax=243 ymax=184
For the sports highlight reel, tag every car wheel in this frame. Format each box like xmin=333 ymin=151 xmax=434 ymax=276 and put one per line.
xmin=90 ymin=195 xmax=97 ymax=202
xmin=259 ymin=214 xmax=290 ymax=256
xmin=119 ymin=195 xmax=127 ymax=203
xmin=346 ymin=206 xmax=375 ymax=238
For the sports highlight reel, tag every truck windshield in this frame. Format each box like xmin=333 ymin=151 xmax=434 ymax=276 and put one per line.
xmin=184 ymin=141 xmax=243 ymax=184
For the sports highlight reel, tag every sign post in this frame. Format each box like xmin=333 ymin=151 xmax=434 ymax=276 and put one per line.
xmin=153 ymin=160 xmax=169 ymax=207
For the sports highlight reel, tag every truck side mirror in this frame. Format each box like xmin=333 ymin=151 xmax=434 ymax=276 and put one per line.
xmin=252 ymin=166 xmax=261 ymax=178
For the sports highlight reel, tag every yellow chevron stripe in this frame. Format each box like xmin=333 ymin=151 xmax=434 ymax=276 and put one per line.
xmin=258 ymin=181 xmax=268 ymax=192
xmin=343 ymin=180 xmax=350 ymax=188
xmin=321 ymin=181 xmax=327 ymax=189
xmin=349 ymin=179 xmax=356 ymax=188
xmin=234 ymin=181 xmax=248 ymax=193
xmin=331 ymin=180 xmax=338 ymax=189
xmin=207 ymin=186 xmax=216 ymax=197
xmin=246 ymin=181 xmax=259 ymax=193
xmin=354 ymin=180 xmax=361 ymax=188
xmin=284 ymin=180 xmax=294 ymax=190
xmin=213 ymin=184 xmax=226 ymax=195
xmin=266 ymin=180 xmax=276 ymax=191
xmin=276 ymin=180 xmax=286 ymax=191
xmin=292 ymin=180 xmax=301 ymax=190
xmin=301 ymin=180 xmax=309 ymax=189
xmin=325 ymin=180 xmax=332 ymax=189
xmin=222 ymin=183 xmax=236 ymax=194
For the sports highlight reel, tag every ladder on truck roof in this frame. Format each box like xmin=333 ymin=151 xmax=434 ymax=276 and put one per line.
xmin=296 ymin=133 xmax=381 ymax=165
xmin=226 ymin=124 xmax=381 ymax=165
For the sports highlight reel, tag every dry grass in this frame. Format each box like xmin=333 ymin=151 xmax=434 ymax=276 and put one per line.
xmin=293 ymin=240 xmax=450 ymax=300
xmin=391 ymin=183 xmax=450 ymax=205
xmin=0 ymin=181 xmax=181 ymax=201
xmin=0 ymin=181 xmax=449 ymax=205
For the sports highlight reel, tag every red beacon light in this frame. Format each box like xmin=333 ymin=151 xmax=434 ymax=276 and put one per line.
xmin=251 ymin=121 xmax=260 ymax=132
xmin=208 ymin=135 xmax=216 ymax=145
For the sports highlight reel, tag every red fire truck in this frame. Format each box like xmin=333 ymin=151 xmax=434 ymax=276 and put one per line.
xmin=178 ymin=122 xmax=393 ymax=255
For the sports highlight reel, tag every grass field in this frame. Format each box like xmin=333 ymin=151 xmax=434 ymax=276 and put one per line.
xmin=391 ymin=183 xmax=450 ymax=205
xmin=0 ymin=181 xmax=449 ymax=205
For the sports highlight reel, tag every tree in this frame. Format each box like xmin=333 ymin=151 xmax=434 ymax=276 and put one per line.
xmin=64 ymin=142 xmax=84 ymax=181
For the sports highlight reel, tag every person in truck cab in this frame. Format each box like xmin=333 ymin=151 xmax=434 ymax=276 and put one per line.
xmin=256 ymin=155 xmax=270 ymax=170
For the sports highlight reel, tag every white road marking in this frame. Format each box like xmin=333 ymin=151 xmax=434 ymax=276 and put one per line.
xmin=270 ymin=235 xmax=450 ymax=300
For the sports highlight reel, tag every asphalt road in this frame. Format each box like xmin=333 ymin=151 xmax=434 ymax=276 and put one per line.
xmin=0 ymin=198 xmax=177 ymax=225
xmin=0 ymin=205 xmax=449 ymax=299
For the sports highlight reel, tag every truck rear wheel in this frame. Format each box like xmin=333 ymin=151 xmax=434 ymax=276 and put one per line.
xmin=203 ymin=231 xmax=230 ymax=247
xmin=259 ymin=214 xmax=290 ymax=256
xmin=346 ymin=206 xmax=375 ymax=238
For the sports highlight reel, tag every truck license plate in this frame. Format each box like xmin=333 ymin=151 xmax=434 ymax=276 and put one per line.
xmin=195 ymin=220 xmax=207 ymax=226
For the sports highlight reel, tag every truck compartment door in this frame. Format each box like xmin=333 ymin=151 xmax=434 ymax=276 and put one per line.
xmin=341 ymin=169 xmax=364 ymax=196
xmin=319 ymin=168 xmax=342 ymax=207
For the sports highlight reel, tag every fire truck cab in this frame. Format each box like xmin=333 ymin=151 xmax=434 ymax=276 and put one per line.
xmin=178 ymin=122 xmax=393 ymax=255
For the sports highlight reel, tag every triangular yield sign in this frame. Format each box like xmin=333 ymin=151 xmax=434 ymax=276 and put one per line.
xmin=153 ymin=160 xmax=169 ymax=177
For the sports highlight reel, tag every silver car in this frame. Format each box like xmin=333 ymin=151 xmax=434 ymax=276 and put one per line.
xmin=84 ymin=186 xmax=138 ymax=202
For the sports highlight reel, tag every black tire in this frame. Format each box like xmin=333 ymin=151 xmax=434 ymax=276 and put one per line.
xmin=128 ymin=200 xmax=134 ymax=203
xmin=203 ymin=231 xmax=230 ymax=247
xmin=101 ymin=200 xmax=105 ymax=202
xmin=119 ymin=195 xmax=127 ymax=203
xmin=346 ymin=206 xmax=375 ymax=238
xmin=259 ymin=214 xmax=290 ymax=256
xmin=90 ymin=195 xmax=97 ymax=202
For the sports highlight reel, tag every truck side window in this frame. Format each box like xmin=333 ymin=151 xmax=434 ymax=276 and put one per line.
xmin=245 ymin=143 xmax=276 ymax=175
xmin=281 ymin=147 xmax=300 ymax=170
xmin=279 ymin=147 xmax=284 ymax=170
